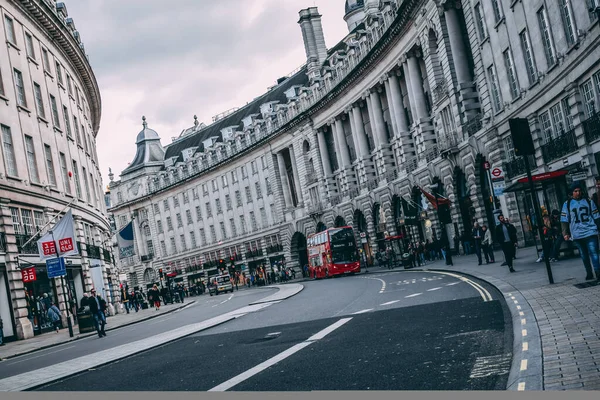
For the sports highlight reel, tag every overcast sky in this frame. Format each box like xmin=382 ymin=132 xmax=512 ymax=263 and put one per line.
xmin=64 ymin=0 xmax=349 ymax=188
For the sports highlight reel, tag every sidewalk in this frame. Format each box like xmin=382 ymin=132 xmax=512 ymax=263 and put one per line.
xmin=372 ymin=246 xmax=600 ymax=391
xmin=0 ymin=299 xmax=196 ymax=361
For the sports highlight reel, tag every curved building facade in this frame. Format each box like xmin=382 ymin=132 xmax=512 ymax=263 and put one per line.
xmin=0 ymin=0 xmax=112 ymax=341
xmin=109 ymin=1 xmax=600 ymax=290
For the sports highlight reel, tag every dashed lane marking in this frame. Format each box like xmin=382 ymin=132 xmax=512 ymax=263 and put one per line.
xmin=520 ymin=360 xmax=528 ymax=371
xmin=521 ymin=318 xmax=526 ymax=325
xmin=405 ymin=293 xmax=422 ymax=298
xmin=522 ymin=329 xmax=528 ymax=337
xmin=522 ymin=342 xmax=528 ymax=351
xmin=380 ymin=300 xmax=400 ymax=306
xmin=446 ymin=282 xmax=461 ymax=286
xmin=427 ymin=287 xmax=442 ymax=291
xmin=352 ymin=309 xmax=373 ymax=315
xmin=518 ymin=382 xmax=526 ymax=391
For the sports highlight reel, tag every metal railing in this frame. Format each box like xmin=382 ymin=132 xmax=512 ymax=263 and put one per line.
xmin=438 ymin=130 xmax=460 ymax=153
xmin=464 ymin=114 xmax=483 ymax=136
xmin=505 ymin=156 xmax=535 ymax=180
xmin=266 ymin=244 xmax=284 ymax=254
xmin=103 ymin=248 xmax=113 ymax=263
xmin=16 ymin=234 xmax=39 ymax=254
xmin=86 ymin=243 xmax=102 ymax=260
xmin=0 ymin=232 xmax=5 ymax=253
xmin=540 ymin=128 xmax=578 ymax=164
xmin=405 ymin=157 xmax=419 ymax=174
xmin=424 ymin=146 xmax=439 ymax=163
xmin=583 ymin=111 xmax=600 ymax=143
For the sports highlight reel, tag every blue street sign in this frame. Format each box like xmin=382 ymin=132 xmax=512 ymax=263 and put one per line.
xmin=46 ymin=257 xmax=66 ymax=278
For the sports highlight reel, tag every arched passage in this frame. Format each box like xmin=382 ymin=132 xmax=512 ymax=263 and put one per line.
xmin=353 ymin=209 xmax=372 ymax=266
xmin=334 ymin=215 xmax=347 ymax=227
xmin=143 ymin=268 xmax=155 ymax=284
xmin=316 ymin=221 xmax=327 ymax=232
xmin=290 ymin=232 xmax=308 ymax=271
xmin=372 ymin=203 xmax=385 ymax=251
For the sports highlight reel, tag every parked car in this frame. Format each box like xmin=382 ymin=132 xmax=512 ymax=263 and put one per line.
xmin=209 ymin=274 xmax=234 ymax=296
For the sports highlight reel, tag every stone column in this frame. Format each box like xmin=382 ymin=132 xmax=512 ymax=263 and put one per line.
xmin=0 ymin=198 xmax=34 ymax=339
xmin=334 ymin=118 xmax=351 ymax=168
xmin=407 ymin=54 xmax=428 ymax=122
xmin=369 ymin=89 xmax=388 ymax=148
xmin=288 ymin=145 xmax=303 ymax=206
xmin=445 ymin=6 xmax=472 ymax=85
xmin=317 ymin=129 xmax=333 ymax=176
xmin=365 ymin=93 xmax=380 ymax=149
xmin=351 ymin=104 xmax=370 ymax=158
xmin=402 ymin=59 xmax=417 ymax=124
xmin=383 ymin=76 xmax=399 ymax=136
xmin=388 ymin=72 xmax=410 ymax=134
xmin=277 ymin=152 xmax=293 ymax=209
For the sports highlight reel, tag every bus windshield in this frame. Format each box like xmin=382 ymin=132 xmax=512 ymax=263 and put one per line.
xmin=329 ymin=228 xmax=359 ymax=264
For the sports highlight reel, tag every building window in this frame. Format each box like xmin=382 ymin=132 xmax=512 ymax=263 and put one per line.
xmin=49 ymin=95 xmax=60 ymax=127
xmin=183 ymin=192 xmax=189 ymax=204
xmin=199 ymin=228 xmax=206 ymax=246
xmin=144 ymin=225 xmax=151 ymax=237
xmin=265 ymin=177 xmax=272 ymax=195
xmin=225 ymin=194 xmax=232 ymax=210
xmin=33 ymin=83 xmax=46 ymax=118
xmin=251 ymin=160 xmax=258 ymax=174
xmin=147 ymin=240 xmax=154 ymax=256
xmin=550 ymin=103 xmax=565 ymax=137
xmin=559 ymin=0 xmax=576 ymax=47
xmin=72 ymin=160 xmax=82 ymax=198
xmin=220 ymin=222 xmax=227 ymax=240
xmin=0 ymin=68 xmax=4 ymax=96
xmin=255 ymin=182 xmax=263 ymax=199
xmin=192 ymin=188 xmax=199 ymax=200
xmin=260 ymin=208 xmax=268 ymax=228
xmin=167 ymin=216 xmax=173 ymax=231
xmin=63 ymin=106 xmax=72 ymax=138
xmin=202 ymin=184 xmax=208 ymax=195
xmin=250 ymin=211 xmax=257 ymax=231
xmin=160 ymin=241 xmax=167 ymax=256
xmin=173 ymin=196 xmax=180 ymax=208
xmin=230 ymin=219 xmax=237 ymax=237
xmin=261 ymin=155 xmax=267 ymax=169
xmin=241 ymin=166 xmax=248 ymax=179
xmin=4 ymin=15 xmax=16 ymax=44
xmin=153 ymin=203 xmax=160 ymax=214
xmin=25 ymin=32 xmax=35 ymax=59
xmin=10 ymin=207 xmax=22 ymax=234
xmin=503 ymin=49 xmax=520 ymax=99
xmin=216 ymin=199 xmax=222 ymax=214
xmin=196 ymin=205 xmax=202 ymax=221
xmin=538 ymin=7 xmax=556 ymax=67
xmin=190 ymin=231 xmax=197 ymax=248
xmin=44 ymin=144 xmax=56 ymax=186
xmin=82 ymin=126 xmax=88 ymax=152
xmin=34 ymin=210 xmax=44 ymax=229
xmin=206 ymin=202 xmax=213 ymax=218
xmin=66 ymin=74 xmax=73 ymax=96
xmin=82 ymin=166 xmax=91 ymax=202
xmin=42 ymin=48 xmax=51 ymax=73
xmin=487 ymin=65 xmax=503 ymax=113
xmin=13 ymin=69 xmax=27 ymax=107
xmin=56 ymin=62 xmax=63 ymax=85
xmin=222 ymin=175 xmax=228 ymax=188
xmin=157 ymin=220 xmax=163 ymax=234
xmin=581 ymin=79 xmax=596 ymax=117
xmin=240 ymin=215 xmax=247 ymax=234
xmin=210 ymin=225 xmax=217 ymax=243
xmin=74 ymin=116 xmax=81 ymax=143
xmin=59 ymin=152 xmax=70 ymax=194
xmin=1 ymin=125 xmax=18 ymax=177
xmin=235 ymin=190 xmax=243 ymax=207
xmin=245 ymin=186 xmax=252 ymax=203
xmin=176 ymin=213 xmax=183 ymax=228
xmin=180 ymin=235 xmax=187 ymax=252
xmin=562 ymin=97 xmax=573 ymax=130
xmin=474 ymin=3 xmax=487 ymax=41
xmin=519 ymin=30 xmax=537 ymax=85
xmin=186 ymin=209 xmax=193 ymax=225
xmin=24 ymin=136 xmax=40 ymax=184
xmin=163 ymin=199 xmax=170 ymax=211
xmin=539 ymin=111 xmax=553 ymax=143
xmin=170 ymin=237 xmax=176 ymax=254
xmin=21 ymin=209 xmax=34 ymax=235
xmin=490 ymin=0 xmax=503 ymax=23
xmin=211 ymin=179 xmax=218 ymax=192
xmin=231 ymin=170 xmax=238 ymax=184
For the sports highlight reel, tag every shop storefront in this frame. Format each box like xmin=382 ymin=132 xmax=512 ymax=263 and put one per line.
xmin=0 ymin=267 xmax=16 ymax=340
xmin=22 ymin=267 xmax=59 ymax=335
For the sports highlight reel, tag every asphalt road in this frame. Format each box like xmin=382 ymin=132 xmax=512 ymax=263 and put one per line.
xmin=0 ymin=287 xmax=277 ymax=379
xmin=35 ymin=270 xmax=514 ymax=391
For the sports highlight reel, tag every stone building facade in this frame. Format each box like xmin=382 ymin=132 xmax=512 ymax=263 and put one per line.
xmin=109 ymin=0 xmax=600 ymax=288
xmin=0 ymin=0 xmax=113 ymax=341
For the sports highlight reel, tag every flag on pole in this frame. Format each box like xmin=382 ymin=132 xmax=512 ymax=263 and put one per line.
xmin=37 ymin=209 xmax=79 ymax=260
xmin=117 ymin=221 xmax=136 ymax=259
xmin=418 ymin=185 xmax=451 ymax=210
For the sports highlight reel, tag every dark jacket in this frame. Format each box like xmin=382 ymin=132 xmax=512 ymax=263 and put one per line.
xmin=88 ymin=295 xmax=106 ymax=314
xmin=472 ymin=227 xmax=484 ymax=243
xmin=148 ymin=288 xmax=160 ymax=302
xmin=495 ymin=222 xmax=518 ymax=244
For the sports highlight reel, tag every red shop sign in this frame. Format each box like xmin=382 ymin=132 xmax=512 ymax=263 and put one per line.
xmin=21 ymin=267 xmax=37 ymax=283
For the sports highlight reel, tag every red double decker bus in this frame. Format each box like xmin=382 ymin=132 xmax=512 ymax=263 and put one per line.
xmin=307 ymin=226 xmax=361 ymax=279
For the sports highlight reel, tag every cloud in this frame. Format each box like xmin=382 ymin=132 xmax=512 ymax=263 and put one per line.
xmin=63 ymin=0 xmax=348 ymax=185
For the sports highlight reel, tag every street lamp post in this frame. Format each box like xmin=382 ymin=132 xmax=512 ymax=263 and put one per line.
xmin=432 ymin=183 xmax=453 ymax=266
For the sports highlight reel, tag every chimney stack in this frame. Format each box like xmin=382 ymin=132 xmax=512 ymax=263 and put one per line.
xmin=298 ymin=7 xmax=328 ymax=82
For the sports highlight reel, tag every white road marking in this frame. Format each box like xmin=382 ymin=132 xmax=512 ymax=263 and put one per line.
xmin=380 ymin=300 xmax=400 ymax=306
xmin=516 ymin=305 xmax=521 ymax=310
xmin=518 ymin=382 xmax=526 ymax=391
xmin=522 ymin=342 xmax=528 ymax=351
xmin=519 ymin=311 xmax=524 ymax=316
xmin=405 ymin=293 xmax=422 ymax=298
xmin=522 ymin=329 xmax=528 ymax=337
xmin=212 ymin=294 xmax=235 ymax=307
xmin=5 ymin=346 xmax=76 ymax=366
xmin=352 ymin=309 xmax=373 ymax=315
xmin=209 ymin=318 xmax=353 ymax=392
xmin=363 ymin=277 xmax=387 ymax=293
xmin=147 ymin=316 xmax=175 ymax=325
xmin=521 ymin=318 xmax=526 ymax=325
xmin=520 ymin=360 xmax=528 ymax=371
xmin=446 ymin=282 xmax=461 ymax=286
xmin=419 ymin=271 xmax=492 ymax=302
xmin=427 ymin=287 xmax=442 ymax=291
xmin=514 ymin=300 xmax=519 ymax=304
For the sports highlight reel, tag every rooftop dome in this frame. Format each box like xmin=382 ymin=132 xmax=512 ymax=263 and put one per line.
xmin=136 ymin=116 xmax=160 ymax=144
xmin=345 ymin=0 xmax=365 ymax=15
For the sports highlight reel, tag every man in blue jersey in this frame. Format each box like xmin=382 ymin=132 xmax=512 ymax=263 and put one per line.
xmin=561 ymin=182 xmax=600 ymax=281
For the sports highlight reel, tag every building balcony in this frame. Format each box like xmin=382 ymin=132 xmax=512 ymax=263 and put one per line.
xmin=404 ymin=157 xmax=418 ymax=174
xmin=86 ymin=243 xmax=102 ymax=260
xmin=266 ymin=244 xmax=284 ymax=254
xmin=583 ymin=111 xmax=600 ymax=144
xmin=540 ymin=128 xmax=578 ymax=164
xmin=103 ymin=248 xmax=113 ymax=263
xmin=432 ymin=79 xmax=448 ymax=104
xmin=505 ymin=155 xmax=536 ymax=180
xmin=307 ymin=201 xmax=325 ymax=215
xmin=16 ymin=234 xmax=39 ymax=255
xmin=245 ymin=249 xmax=263 ymax=259
xmin=464 ymin=114 xmax=483 ymax=137
xmin=141 ymin=253 xmax=154 ymax=263
xmin=424 ymin=146 xmax=439 ymax=163
xmin=438 ymin=131 xmax=460 ymax=155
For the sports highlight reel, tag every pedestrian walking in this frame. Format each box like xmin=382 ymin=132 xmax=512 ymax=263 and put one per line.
xmin=549 ymin=209 xmax=563 ymax=261
xmin=537 ymin=215 xmax=557 ymax=263
xmin=47 ymin=303 xmax=62 ymax=332
xmin=88 ymin=289 xmax=107 ymax=338
xmin=561 ymin=182 xmax=600 ymax=281
xmin=148 ymin=284 xmax=161 ymax=311
xmin=121 ymin=285 xmax=130 ymax=314
xmin=494 ymin=214 xmax=518 ymax=273
xmin=472 ymin=221 xmax=484 ymax=265
xmin=177 ymin=284 xmax=185 ymax=303
xmin=481 ymin=225 xmax=495 ymax=264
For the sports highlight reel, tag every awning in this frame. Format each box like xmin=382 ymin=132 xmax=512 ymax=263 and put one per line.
xmin=504 ymin=170 xmax=569 ymax=193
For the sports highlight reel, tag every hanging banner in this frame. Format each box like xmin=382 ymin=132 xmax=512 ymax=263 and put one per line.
xmin=37 ymin=209 xmax=78 ymax=261
xmin=402 ymin=198 xmax=418 ymax=226
xmin=21 ymin=267 xmax=37 ymax=283
xmin=117 ymin=220 xmax=136 ymax=259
